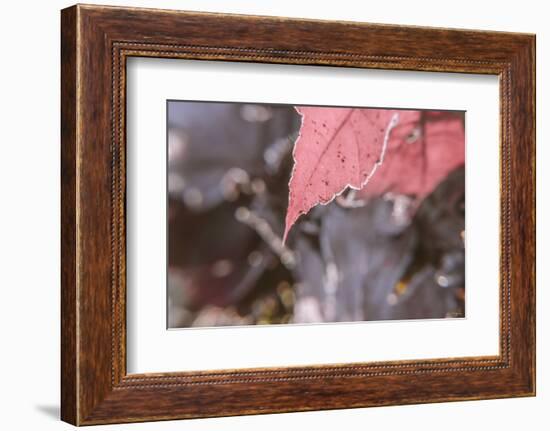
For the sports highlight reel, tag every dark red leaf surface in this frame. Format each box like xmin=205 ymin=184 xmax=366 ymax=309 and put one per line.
xmin=357 ymin=111 xmax=465 ymax=199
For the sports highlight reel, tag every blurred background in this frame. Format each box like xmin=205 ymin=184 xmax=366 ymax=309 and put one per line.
xmin=167 ymin=101 xmax=465 ymax=328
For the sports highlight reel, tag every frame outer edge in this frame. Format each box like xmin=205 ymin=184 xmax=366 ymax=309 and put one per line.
xmin=525 ymin=34 xmax=537 ymax=396
xmin=527 ymin=34 xmax=536 ymax=396
xmin=531 ymin=34 xmax=536 ymax=396
xmin=500 ymin=35 xmax=536 ymax=396
xmin=61 ymin=5 xmax=79 ymax=426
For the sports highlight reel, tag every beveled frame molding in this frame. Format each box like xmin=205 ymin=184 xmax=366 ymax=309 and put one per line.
xmin=61 ymin=4 xmax=535 ymax=425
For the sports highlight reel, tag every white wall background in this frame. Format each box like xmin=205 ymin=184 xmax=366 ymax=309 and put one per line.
xmin=0 ymin=0 xmax=546 ymax=429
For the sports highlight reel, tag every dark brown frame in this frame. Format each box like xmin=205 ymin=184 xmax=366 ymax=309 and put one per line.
xmin=61 ymin=4 xmax=536 ymax=426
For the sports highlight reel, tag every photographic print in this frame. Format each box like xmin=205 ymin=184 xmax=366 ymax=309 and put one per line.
xmin=167 ymin=101 xmax=466 ymax=328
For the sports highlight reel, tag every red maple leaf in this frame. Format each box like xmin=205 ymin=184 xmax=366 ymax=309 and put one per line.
xmin=284 ymin=107 xmax=464 ymax=242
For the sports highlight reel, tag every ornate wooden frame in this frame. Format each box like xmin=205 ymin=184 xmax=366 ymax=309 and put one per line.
xmin=61 ymin=4 xmax=536 ymax=425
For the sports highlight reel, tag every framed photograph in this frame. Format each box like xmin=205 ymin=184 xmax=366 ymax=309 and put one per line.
xmin=61 ymin=4 xmax=536 ymax=425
